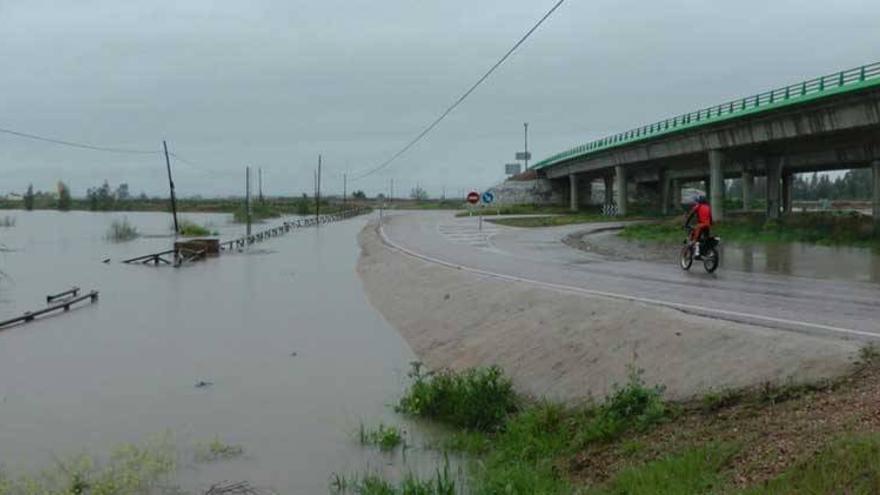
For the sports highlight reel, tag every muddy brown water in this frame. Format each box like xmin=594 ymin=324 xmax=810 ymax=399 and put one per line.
xmin=0 ymin=211 xmax=446 ymax=493
xmin=722 ymin=242 xmax=880 ymax=283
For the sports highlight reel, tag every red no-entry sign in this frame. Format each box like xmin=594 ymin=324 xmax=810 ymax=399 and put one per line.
xmin=467 ymin=191 xmax=480 ymax=204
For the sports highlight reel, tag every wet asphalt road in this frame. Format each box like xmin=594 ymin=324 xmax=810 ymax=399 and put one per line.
xmin=379 ymin=211 xmax=880 ymax=341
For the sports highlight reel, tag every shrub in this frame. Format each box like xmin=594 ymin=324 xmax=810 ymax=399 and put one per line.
xmin=105 ymin=218 xmax=139 ymax=242
xmin=177 ymin=219 xmax=215 ymax=237
xmin=396 ymin=362 xmax=518 ymax=432
xmin=574 ymin=367 xmax=667 ymax=446
xmin=359 ymin=423 xmax=405 ymax=451
xmin=194 ymin=438 xmax=244 ymax=462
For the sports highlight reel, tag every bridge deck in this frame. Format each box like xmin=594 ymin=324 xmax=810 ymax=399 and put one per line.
xmin=534 ymin=62 xmax=880 ymax=171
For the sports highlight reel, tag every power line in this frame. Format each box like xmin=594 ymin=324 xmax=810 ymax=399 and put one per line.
xmin=351 ymin=0 xmax=566 ymax=181
xmin=0 ymin=126 xmax=161 ymax=155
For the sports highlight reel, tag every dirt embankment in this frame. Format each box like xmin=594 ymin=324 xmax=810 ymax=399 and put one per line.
xmin=357 ymin=222 xmax=860 ymax=403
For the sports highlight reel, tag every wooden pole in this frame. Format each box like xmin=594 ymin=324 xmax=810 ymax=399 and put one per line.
xmin=246 ymin=166 xmax=252 ymax=236
xmin=316 ymin=154 xmax=322 ymax=223
xmin=163 ymin=140 xmax=179 ymax=235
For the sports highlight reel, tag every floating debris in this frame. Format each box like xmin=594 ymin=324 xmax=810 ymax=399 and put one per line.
xmin=195 ymin=380 xmax=213 ymax=389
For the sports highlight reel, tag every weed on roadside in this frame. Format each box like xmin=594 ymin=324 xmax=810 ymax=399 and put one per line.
xmin=194 ymin=438 xmax=245 ymax=463
xmin=396 ymin=362 xmax=518 ymax=432
xmin=358 ymin=423 xmax=406 ymax=452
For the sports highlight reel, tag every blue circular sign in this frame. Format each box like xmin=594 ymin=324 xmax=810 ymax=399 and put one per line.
xmin=481 ymin=191 xmax=495 ymax=204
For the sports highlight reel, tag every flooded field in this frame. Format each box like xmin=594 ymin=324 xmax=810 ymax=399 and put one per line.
xmin=722 ymin=241 xmax=880 ymax=283
xmin=0 ymin=210 xmax=437 ymax=493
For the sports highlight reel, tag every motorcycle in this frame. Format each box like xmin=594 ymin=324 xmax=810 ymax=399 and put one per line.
xmin=680 ymin=226 xmax=720 ymax=273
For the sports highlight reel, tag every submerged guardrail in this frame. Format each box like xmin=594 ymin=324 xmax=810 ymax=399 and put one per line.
xmin=219 ymin=208 xmax=369 ymax=251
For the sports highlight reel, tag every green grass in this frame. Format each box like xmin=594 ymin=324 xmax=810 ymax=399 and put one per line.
xmin=396 ymin=362 xmax=518 ymax=432
xmin=454 ymin=204 xmax=572 ymax=217
xmin=742 ymin=434 xmax=880 ymax=494
xmin=359 ymin=423 xmax=406 ymax=452
xmin=489 ymin=214 xmax=610 ymax=228
xmin=330 ymin=465 xmax=458 ymax=495
xmin=105 ymin=218 xmax=139 ymax=242
xmin=592 ymin=444 xmax=737 ymax=495
xmin=193 ymin=438 xmax=245 ymax=462
xmin=0 ymin=435 xmax=176 ymax=495
xmin=620 ymin=212 xmax=880 ymax=248
xmin=177 ymin=219 xmax=216 ymax=237
xmin=393 ymin=365 xmax=669 ymax=494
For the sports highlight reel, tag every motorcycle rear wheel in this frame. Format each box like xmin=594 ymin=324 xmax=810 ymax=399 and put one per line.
xmin=679 ymin=245 xmax=693 ymax=270
xmin=702 ymin=247 xmax=719 ymax=273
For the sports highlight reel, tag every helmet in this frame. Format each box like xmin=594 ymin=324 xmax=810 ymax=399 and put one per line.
xmin=695 ymin=195 xmax=707 ymax=204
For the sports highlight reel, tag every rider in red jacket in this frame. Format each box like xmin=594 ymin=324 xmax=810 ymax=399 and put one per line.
xmin=685 ymin=195 xmax=712 ymax=258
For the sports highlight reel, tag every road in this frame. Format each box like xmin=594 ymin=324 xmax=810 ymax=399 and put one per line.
xmin=379 ymin=211 xmax=880 ymax=340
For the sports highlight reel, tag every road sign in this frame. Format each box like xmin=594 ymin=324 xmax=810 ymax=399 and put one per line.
xmin=505 ymin=163 xmax=521 ymax=175
xmin=481 ymin=191 xmax=495 ymax=204
xmin=515 ymin=151 xmax=532 ymax=161
xmin=467 ymin=191 xmax=480 ymax=204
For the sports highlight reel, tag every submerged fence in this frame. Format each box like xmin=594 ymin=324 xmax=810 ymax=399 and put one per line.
xmin=219 ymin=207 xmax=370 ymax=251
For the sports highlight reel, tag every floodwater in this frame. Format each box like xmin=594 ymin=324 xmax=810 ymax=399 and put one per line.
xmin=721 ymin=241 xmax=880 ymax=283
xmin=0 ymin=210 xmax=441 ymax=493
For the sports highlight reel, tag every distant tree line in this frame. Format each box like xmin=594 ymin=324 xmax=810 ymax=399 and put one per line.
xmin=726 ymin=169 xmax=873 ymax=202
xmin=21 ymin=181 xmax=71 ymax=211
xmin=86 ymin=180 xmax=131 ymax=211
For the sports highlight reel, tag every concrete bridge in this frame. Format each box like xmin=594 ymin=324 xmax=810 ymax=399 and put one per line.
xmin=533 ymin=62 xmax=880 ymax=227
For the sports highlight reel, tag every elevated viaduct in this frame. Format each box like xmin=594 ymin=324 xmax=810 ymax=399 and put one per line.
xmin=533 ymin=62 xmax=880 ymax=228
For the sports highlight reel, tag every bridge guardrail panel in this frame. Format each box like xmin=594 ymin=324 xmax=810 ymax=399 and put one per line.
xmin=533 ymin=62 xmax=880 ymax=170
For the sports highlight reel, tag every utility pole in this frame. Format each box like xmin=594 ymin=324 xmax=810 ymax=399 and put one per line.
xmin=245 ymin=166 xmax=252 ymax=236
xmin=163 ymin=140 xmax=179 ymax=235
xmin=524 ymin=122 xmax=530 ymax=170
xmin=390 ymin=178 xmax=394 ymax=205
xmin=343 ymin=172 xmax=347 ymax=211
xmin=258 ymin=167 xmax=264 ymax=203
xmin=316 ymin=154 xmax=322 ymax=223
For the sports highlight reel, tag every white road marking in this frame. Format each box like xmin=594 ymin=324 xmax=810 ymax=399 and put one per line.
xmin=379 ymin=220 xmax=879 ymax=341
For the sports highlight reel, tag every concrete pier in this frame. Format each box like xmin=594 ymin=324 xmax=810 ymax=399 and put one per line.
xmin=569 ymin=174 xmax=579 ymax=212
xmin=709 ymin=150 xmax=725 ymax=221
xmin=614 ymin=166 xmax=627 ymax=216
xmin=873 ymin=160 xmax=880 ymax=234
xmin=742 ymin=171 xmax=753 ymax=210
xmin=766 ymin=156 xmax=783 ymax=220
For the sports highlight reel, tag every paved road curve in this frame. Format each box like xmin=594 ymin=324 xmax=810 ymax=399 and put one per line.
xmin=379 ymin=211 xmax=880 ymax=341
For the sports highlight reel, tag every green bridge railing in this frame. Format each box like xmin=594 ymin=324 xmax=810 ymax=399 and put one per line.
xmin=533 ymin=62 xmax=880 ymax=170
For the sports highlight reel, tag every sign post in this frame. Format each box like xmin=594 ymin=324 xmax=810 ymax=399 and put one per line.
xmin=467 ymin=191 xmax=481 ymax=230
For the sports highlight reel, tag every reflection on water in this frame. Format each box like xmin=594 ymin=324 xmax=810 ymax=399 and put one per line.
xmin=0 ymin=210 xmax=435 ymax=493
xmin=723 ymin=241 xmax=880 ymax=283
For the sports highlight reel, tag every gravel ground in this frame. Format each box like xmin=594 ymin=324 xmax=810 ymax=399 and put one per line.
xmin=563 ymin=226 xmax=680 ymax=263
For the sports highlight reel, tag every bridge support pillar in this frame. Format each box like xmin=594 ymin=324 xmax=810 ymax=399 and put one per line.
xmin=765 ymin=156 xmax=783 ymax=220
xmin=671 ymin=179 xmax=682 ymax=212
xmin=614 ymin=166 xmax=627 ymax=216
xmin=569 ymin=174 xmax=579 ymax=212
xmin=603 ymin=174 xmax=614 ymax=210
xmin=782 ymin=173 xmax=794 ymax=214
xmin=873 ymin=160 xmax=880 ymax=235
xmin=708 ymin=150 xmax=725 ymax=221
xmin=742 ymin=171 xmax=753 ymax=211
xmin=658 ymin=169 xmax=670 ymax=215
xmin=583 ymin=179 xmax=593 ymax=207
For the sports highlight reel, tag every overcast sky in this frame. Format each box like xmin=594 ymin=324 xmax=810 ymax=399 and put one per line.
xmin=0 ymin=0 xmax=876 ymax=198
